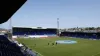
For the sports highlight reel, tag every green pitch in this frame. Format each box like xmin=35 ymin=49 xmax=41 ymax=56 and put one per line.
xmin=17 ymin=37 xmax=100 ymax=56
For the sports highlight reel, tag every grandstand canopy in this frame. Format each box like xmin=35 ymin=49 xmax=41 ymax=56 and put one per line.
xmin=0 ymin=0 xmax=27 ymax=24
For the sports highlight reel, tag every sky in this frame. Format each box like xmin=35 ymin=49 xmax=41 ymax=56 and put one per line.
xmin=1 ymin=0 xmax=100 ymax=29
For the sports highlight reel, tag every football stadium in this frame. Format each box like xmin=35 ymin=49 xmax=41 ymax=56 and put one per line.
xmin=12 ymin=26 xmax=100 ymax=56
xmin=1 ymin=0 xmax=100 ymax=56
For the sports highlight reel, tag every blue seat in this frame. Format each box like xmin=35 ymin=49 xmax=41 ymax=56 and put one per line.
xmin=0 ymin=35 xmax=26 ymax=56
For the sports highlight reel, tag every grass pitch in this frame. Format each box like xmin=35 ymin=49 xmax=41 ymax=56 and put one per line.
xmin=17 ymin=37 xmax=100 ymax=56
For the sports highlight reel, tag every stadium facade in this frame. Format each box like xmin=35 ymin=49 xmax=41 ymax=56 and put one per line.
xmin=12 ymin=26 xmax=57 ymax=38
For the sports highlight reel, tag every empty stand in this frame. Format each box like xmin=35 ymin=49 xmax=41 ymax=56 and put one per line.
xmin=13 ymin=27 xmax=57 ymax=36
xmin=0 ymin=35 xmax=26 ymax=56
xmin=60 ymin=32 xmax=100 ymax=39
